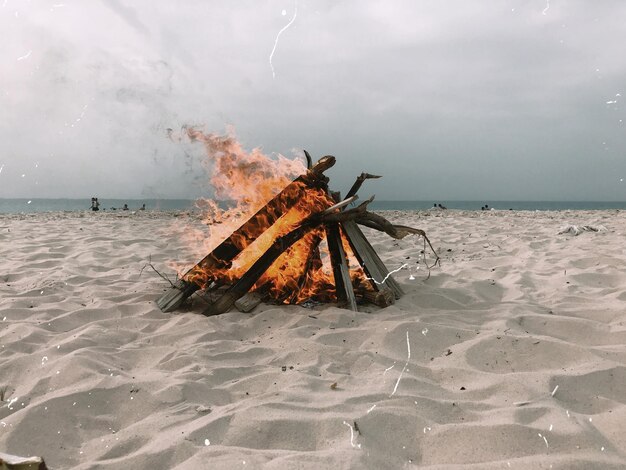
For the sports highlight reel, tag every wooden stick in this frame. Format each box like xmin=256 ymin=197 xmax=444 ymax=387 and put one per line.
xmin=345 ymin=172 xmax=381 ymax=199
xmin=202 ymin=219 xmax=321 ymax=316
xmin=323 ymin=196 xmax=373 ymax=223
xmin=322 ymin=195 xmax=358 ymax=214
xmin=356 ymin=213 xmax=438 ymax=259
xmin=324 ymin=223 xmax=358 ymax=311
xmin=355 ymin=212 xmax=440 ymax=271
xmin=342 ymin=220 xmax=404 ymax=298
xmin=303 ymin=149 xmax=313 ymax=170
xmin=156 ymin=156 xmax=336 ymax=312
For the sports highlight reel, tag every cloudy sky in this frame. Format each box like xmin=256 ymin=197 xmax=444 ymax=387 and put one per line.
xmin=1 ymin=0 xmax=625 ymax=201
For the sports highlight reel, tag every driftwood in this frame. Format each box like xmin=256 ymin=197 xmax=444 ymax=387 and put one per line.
xmin=362 ymin=287 xmax=395 ymax=307
xmin=333 ymin=185 xmax=406 ymax=299
xmin=0 ymin=452 xmax=47 ymax=470
xmin=303 ymin=149 xmax=313 ymax=170
xmin=325 ymin=222 xmax=358 ymax=311
xmin=355 ymin=212 xmax=440 ymax=270
xmin=342 ymin=220 xmax=404 ymax=298
xmin=345 ymin=172 xmax=381 ymax=199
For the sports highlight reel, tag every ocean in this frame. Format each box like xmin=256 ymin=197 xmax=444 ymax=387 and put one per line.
xmin=0 ymin=198 xmax=198 ymax=214
xmin=1 ymin=198 xmax=625 ymax=214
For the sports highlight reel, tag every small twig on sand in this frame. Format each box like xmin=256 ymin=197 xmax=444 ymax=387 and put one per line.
xmin=422 ymin=236 xmax=441 ymax=279
xmin=140 ymin=255 xmax=178 ymax=288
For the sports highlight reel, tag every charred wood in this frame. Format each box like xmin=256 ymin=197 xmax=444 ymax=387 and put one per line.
xmin=362 ymin=287 xmax=395 ymax=307
xmin=282 ymin=234 xmax=323 ymax=304
xmin=156 ymin=156 xmax=336 ymax=312
xmin=202 ymin=221 xmax=319 ymax=316
xmin=325 ymin=223 xmax=358 ymax=311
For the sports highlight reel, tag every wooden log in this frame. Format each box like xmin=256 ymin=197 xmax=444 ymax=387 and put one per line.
xmin=342 ymin=220 xmax=404 ymax=298
xmin=356 ymin=212 xmax=426 ymax=239
xmin=0 ymin=452 xmax=47 ymax=470
xmin=202 ymin=221 xmax=319 ymax=316
xmin=234 ymin=292 xmax=263 ymax=313
xmin=195 ymin=284 xmax=229 ymax=305
xmin=323 ymin=196 xmax=372 ymax=224
xmin=156 ymin=155 xmax=336 ymax=312
xmin=362 ymin=287 xmax=395 ymax=307
xmin=156 ymin=279 xmax=201 ymax=313
xmin=324 ymin=223 xmax=358 ymax=311
xmin=355 ymin=211 xmax=439 ymax=268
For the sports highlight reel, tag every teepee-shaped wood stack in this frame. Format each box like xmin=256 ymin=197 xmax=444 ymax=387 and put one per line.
xmin=156 ymin=153 xmax=435 ymax=316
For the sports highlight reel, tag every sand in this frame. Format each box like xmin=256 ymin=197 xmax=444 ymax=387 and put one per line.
xmin=0 ymin=208 xmax=625 ymax=469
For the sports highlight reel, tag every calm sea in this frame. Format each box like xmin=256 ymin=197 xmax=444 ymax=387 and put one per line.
xmin=0 ymin=199 xmax=198 ymax=214
xmin=1 ymin=198 xmax=625 ymax=214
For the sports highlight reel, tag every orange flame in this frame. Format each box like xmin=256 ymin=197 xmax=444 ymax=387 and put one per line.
xmin=184 ymin=128 xmax=308 ymax=254
xmin=178 ymin=129 xmax=375 ymax=305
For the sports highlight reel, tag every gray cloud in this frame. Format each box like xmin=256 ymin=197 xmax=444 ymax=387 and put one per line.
xmin=1 ymin=0 xmax=625 ymax=201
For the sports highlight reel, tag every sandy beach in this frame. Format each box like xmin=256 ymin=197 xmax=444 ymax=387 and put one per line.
xmin=0 ymin=208 xmax=625 ymax=469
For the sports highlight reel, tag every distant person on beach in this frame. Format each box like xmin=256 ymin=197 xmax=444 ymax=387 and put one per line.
xmin=438 ymin=203 xmax=447 ymax=210
xmin=122 ymin=204 xmax=129 ymax=211
xmin=139 ymin=203 xmax=145 ymax=211
xmin=91 ymin=197 xmax=100 ymax=211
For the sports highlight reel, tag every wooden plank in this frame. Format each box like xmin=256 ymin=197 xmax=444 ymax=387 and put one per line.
xmin=362 ymin=287 xmax=395 ymax=307
xmin=342 ymin=220 xmax=404 ymax=299
xmin=234 ymin=292 xmax=263 ymax=313
xmin=325 ymin=223 xmax=358 ymax=311
xmin=202 ymin=222 xmax=317 ymax=316
xmin=156 ymin=156 xmax=336 ymax=312
xmin=156 ymin=279 xmax=201 ymax=312
xmin=0 ymin=451 xmax=48 ymax=470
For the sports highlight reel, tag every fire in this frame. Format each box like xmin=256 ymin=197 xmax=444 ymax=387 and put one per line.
xmin=177 ymin=128 xmax=374 ymax=305
xmin=185 ymin=128 xmax=308 ymax=254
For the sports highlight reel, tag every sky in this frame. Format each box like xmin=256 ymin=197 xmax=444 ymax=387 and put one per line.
xmin=1 ymin=0 xmax=625 ymax=201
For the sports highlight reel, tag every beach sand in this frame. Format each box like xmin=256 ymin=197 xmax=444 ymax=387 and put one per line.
xmin=1 ymin=209 xmax=625 ymax=469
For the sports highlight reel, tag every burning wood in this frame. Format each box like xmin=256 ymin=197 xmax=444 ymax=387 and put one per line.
xmin=157 ymin=138 xmax=437 ymax=315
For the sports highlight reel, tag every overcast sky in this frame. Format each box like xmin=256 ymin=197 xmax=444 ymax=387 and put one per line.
xmin=1 ymin=0 xmax=625 ymax=201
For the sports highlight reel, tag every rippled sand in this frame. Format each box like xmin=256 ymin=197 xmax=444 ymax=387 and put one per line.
xmin=1 ymin=209 xmax=624 ymax=469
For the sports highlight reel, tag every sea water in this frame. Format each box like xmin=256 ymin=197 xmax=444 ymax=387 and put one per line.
xmin=0 ymin=198 xmax=624 ymax=214
xmin=0 ymin=198 xmax=198 ymax=214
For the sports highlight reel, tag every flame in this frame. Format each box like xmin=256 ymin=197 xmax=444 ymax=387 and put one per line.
xmin=182 ymin=127 xmax=308 ymax=256
xmin=177 ymin=129 xmax=375 ymax=305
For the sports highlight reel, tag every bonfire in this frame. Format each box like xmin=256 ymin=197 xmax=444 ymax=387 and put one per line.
xmin=157 ymin=130 xmax=438 ymax=315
